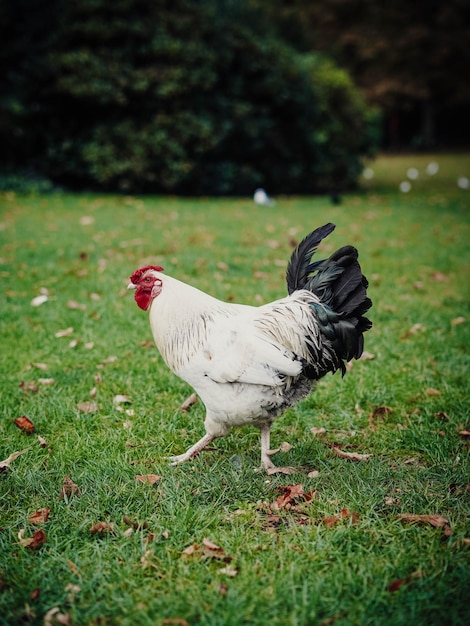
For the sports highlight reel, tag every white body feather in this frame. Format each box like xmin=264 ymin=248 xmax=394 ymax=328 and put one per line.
xmin=147 ymin=272 xmax=336 ymax=438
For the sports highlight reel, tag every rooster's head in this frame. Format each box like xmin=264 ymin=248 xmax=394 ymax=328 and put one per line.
xmin=128 ymin=265 xmax=165 ymax=311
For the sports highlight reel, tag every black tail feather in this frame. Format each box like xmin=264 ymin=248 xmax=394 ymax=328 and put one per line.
xmin=286 ymin=223 xmax=336 ymax=295
xmin=286 ymin=224 xmax=372 ymax=364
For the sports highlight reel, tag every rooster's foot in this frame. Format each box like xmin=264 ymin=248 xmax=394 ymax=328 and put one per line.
xmin=168 ymin=433 xmax=215 ymax=466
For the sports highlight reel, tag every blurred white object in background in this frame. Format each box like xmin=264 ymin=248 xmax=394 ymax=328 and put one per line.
xmin=426 ymin=162 xmax=439 ymax=176
xmin=253 ymin=188 xmax=275 ymax=206
xmin=457 ymin=176 xmax=469 ymax=190
xmin=407 ymin=168 xmax=419 ymax=180
xmin=399 ymin=181 xmax=412 ymax=193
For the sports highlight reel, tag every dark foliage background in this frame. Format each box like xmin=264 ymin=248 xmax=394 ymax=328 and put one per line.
xmin=0 ymin=0 xmax=380 ymax=194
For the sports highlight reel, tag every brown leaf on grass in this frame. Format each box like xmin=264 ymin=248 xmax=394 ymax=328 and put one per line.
xmin=425 ymin=387 xmax=441 ymax=397
xmin=59 ymin=476 xmax=79 ymax=500
xmin=307 ymin=470 xmax=320 ymax=478
xmin=0 ymin=448 xmax=29 ymax=473
xmin=14 ymin=416 xmax=35 ymax=433
xmin=369 ymin=406 xmax=393 ymax=430
xmin=396 ymin=513 xmax=450 ymax=528
xmin=67 ymin=300 xmax=86 ymax=310
xmin=181 ymin=543 xmax=199 ymax=556
xmin=270 ymin=483 xmax=316 ymax=511
xmin=219 ymin=565 xmax=238 ymax=577
xmin=372 ymin=406 xmax=393 ymax=418
xmin=323 ymin=508 xmax=360 ymax=527
xmin=114 ymin=394 xmax=131 ymax=405
xmin=431 ymin=272 xmax=448 ymax=282
xmin=179 ymin=393 xmax=198 ymax=411
xmin=28 ymin=508 xmax=50 ymax=525
xmin=266 ymin=466 xmax=296 ymax=475
xmin=55 ymin=327 xmax=74 ymax=338
xmin=135 ymin=474 xmax=161 ymax=485
xmin=202 ymin=537 xmax=223 ymax=551
xmin=30 ymin=588 xmax=41 ymax=601
xmin=162 ymin=619 xmax=189 ymax=626
xmin=310 ymin=426 xmax=327 ymax=436
xmin=67 ymin=560 xmax=80 ymax=575
xmin=90 ymin=522 xmax=115 ymax=535
xmin=458 ymin=430 xmax=470 ymax=437
xmin=18 ymin=529 xmax=47 ymax=550
xmin=387 ymin=569 xmax=424 ymax=592
xmin=434 ymin=412 xmax=449 ymax=421
xmin=31 ymin=362 xmax=49 ymax=371
xmin=400 ymin=323 xmax=426 ymax=339
xmin=332 ymin=447 xmax=372 ymax=461
xmin=19 ymin=381 xmax=39 ymax=394
xmin=76 ymin=402 xmax=98 ymax=413
xmin=38 ymin=377 xmax=55 ymax=386
xmin=451 ymin=316 xmax=466 ymax=326
xmin=44 ymin=607 xmax=71 ymax=626
xmin=182 ymin=538 xmax=231 ymax=561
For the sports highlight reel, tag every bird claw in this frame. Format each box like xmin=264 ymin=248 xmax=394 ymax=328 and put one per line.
xmin=167 ymin=452 xmax=198 ymax=466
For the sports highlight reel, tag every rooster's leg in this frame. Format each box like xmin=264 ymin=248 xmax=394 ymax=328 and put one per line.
xmin=259 ymin=423 xmax=276 ymax=470
xmin=168 ymin=433 xmax=215 ymax=466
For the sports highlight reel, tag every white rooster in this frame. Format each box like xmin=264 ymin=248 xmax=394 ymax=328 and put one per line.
xmin=128 ymin=223 xmax=372 ymax=469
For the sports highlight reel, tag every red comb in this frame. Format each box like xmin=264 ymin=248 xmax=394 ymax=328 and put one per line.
xmin=129 ymin=265 xmax=164 ymax=283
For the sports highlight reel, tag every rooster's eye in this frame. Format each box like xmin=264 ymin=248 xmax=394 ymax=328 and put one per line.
xmin=144 ymin=277 xmax=152 ymax=283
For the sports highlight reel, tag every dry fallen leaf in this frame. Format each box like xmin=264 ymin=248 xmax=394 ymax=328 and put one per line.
xmin=67 ymin=300 xmax=86 ymax=310
xmin=219 ymin=565 xmax=238 ymax=577
xmin=181 ymin=543 xmax=199 ymax=556
xmin=401 ymin=323 xmax=426 ymax=339
xmin=451 ymin=316 xmax=466 ymax=326
xmin=458 ymin=430 xmax=470 ymax=437
xmin=59 ymin=476 xmax=79 ymax=500
xmin=266 ymin=466 xmax=296 ymax=475
xmin=332 ymin=447 xmax=372 ymax=461
xmin=38 ymin=378 xmax=55 ymax=386
xmin=387 ymin=569 xmax=424 ymax=592
xmin=372 ymin=406 xmax=393 ymax=418
xmin=322 ymin=508 xmax=360 ymax=528
xmin=14 ymin=416 xmax=35 ymax=434
xmin=270 ymin=483 xmax=316 ymax=511
xmin=307 ymin=470 xmax=320 ymax=478
xmin=31 ymin=362 xmax=49 ymax=371
xmin=310 ymin=427 xmax=327 ymax=436
xmin=425 ymin=387 xmax=441 ymax=397
xmin=30 ymin=588 xmax=41 ymax=601
xmin=76 ymin=402 xmax=98 ymax=413
xmin=162 ymin=619 xmax=189 ymax=626
xmin=28 ymin=508 xmax=50 ymax=525
xmin=18 ymin=529 xmax=47 ymax=550
xmin=0 ymin=448 xmax=29 ymax=473
xmin=114 ymin=394 xmax=131 ymax=405
xmin=19 ymin=381 xmax=39 ymax=394
xmin=135 ymin=474 xmax=161 ymax=485
xmin=38 ymin=435 xmax=48 ymax=448
xmin=369 ymin=406 xmax=393 ymax=430
xmin=180 ymin=393 xmax=198 ymax=411
xmin=55 ymin=327 xmax=74 ymax=338
xmin=44 ymin=608 xmax=71 ymax=626
xmin=31 ymin=295 xmax=48 ymax=307
xmin=90 ymin=522 xmax=115 ymax=535
xmin=396 ymin=513 xmax=450 ymax=528
xmin=181 ymin=538 xmax=231 ymax=561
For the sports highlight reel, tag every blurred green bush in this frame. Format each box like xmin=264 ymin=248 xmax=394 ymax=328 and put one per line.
xmin=0 ymin=0 xmax=379 ymax=194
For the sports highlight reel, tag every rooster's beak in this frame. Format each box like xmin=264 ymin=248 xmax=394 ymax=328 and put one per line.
xmin=127 ymin=282 xmax=137 ymax=290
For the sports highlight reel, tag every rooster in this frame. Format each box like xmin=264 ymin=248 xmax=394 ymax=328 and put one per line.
xmin=128 ymin=223 xmax=372 ymax=469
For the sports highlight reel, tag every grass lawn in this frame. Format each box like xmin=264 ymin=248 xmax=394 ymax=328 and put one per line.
xmin=1 ymin=153 xmax=469 ymax=625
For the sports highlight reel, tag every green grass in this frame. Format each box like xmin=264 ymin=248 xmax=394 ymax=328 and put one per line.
xmin=1 ymin=153 xmax=469 ymax=626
